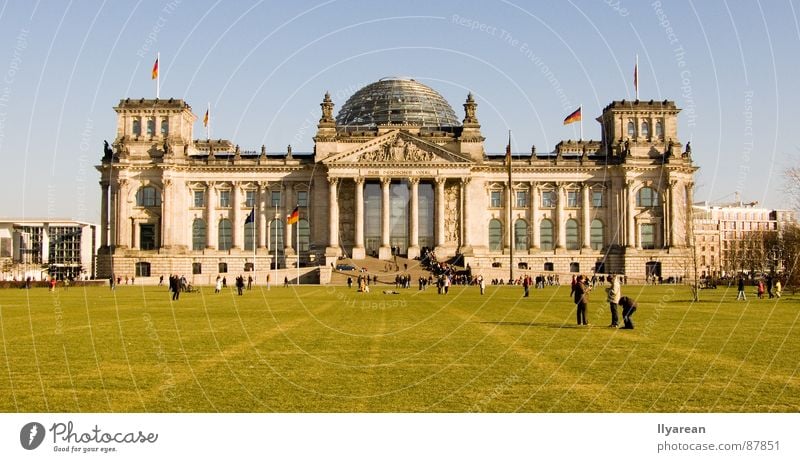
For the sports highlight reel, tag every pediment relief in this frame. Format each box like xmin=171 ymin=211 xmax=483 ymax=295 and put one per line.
xmin=634 ymin=208 xmax=662 ymax=220
xmin=323 ymin=130 xmax=472 ymax=166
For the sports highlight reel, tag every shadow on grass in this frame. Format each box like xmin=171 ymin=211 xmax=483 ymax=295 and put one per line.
xmin=478 ymin=321 xmax=596 ymax=329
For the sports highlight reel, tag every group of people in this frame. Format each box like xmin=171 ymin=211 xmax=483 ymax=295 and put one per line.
xmin=737 ymin=275 xmax=783 ymax=301
xmin=168 ymin=274 xmax=186 ymax=300
xmin=571 ymin=274 xmax=637 ymax=329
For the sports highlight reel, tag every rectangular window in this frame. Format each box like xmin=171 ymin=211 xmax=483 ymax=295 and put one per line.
xmin=218 ymin=262 xmax=228 ymax=274
xmin=192 ymin=263 xmax=202 ymax=275
xmin=514 ymin=191 xmax=527 ymax=208
xmin=194 ymin=190 xmax=205 ymax=208
xmin=271 ymin=191 xmax=281 ymax=207
xmin=139 ymin=224 xmax=156 ymax=250
xmin=297 ymin=191 xmax=308 ymax=207
xmin=490 ymin=190 xmax=502 ymax=208
xmin=641 ymin=223 xmax=656 ymax=249
xmin=245 ymin=190 xmax=256 ymax=208
xmin=542 ymin=191 xmax=556 ymax=208
xmin=592 ymin=191 xmax=603 ymax=207
xmin=567 ymin=191 xmax=578 ymax=207
xmin=219 ymin=190 xmax=231 ymax=208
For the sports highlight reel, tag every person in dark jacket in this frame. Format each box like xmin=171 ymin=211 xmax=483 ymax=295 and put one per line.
xmin=573 ymin=275 xmax=591 ymax=326
xmin=736 ymin=276 xmax=746 ymax=301
xmin=619 ymin=296 xmax=637 ymax=329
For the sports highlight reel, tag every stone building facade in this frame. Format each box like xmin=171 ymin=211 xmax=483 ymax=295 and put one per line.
xmin=96 ymin=77 xmax=698 ymax=283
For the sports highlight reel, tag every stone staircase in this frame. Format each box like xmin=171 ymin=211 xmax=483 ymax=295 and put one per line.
xmin=328 ymin=255 xmax=436 ymax=286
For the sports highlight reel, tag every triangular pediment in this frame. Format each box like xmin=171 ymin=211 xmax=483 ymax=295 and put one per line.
xmin=322 ymin=130 xmax=472 ymax=166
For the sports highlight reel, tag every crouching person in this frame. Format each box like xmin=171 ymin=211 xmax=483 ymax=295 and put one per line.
xmin=619 ymin=296 xmax=637 ymax=330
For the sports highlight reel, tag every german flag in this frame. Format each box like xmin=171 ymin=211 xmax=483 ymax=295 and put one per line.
xmin=151 ymin=57 xmax=159 ymax=80
xmin=286 ymin=206 xmax=299 ymax=225
xmin=203 ymin=109 xmax=209 ymax=127
xmin=563 ymin=106 xmax=581 ymax=125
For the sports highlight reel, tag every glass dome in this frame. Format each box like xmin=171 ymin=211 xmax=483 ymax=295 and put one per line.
xmin=336 ymin=77 xmax=460 ymax=128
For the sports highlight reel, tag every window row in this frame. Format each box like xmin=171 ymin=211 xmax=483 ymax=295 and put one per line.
xmin=131 ymin=117 xmax=169 ymax=137
xmin=191 ymin=218 xmax=310 ymax=251
xmin=488 ymin=219 xmax=605 ymax=251
xmin=489 ymin=190 xmax=606 ymax=208
xmin=191 ymin=189 xmax=308 ymax=208
xmin=626 ymin=119 xmax=664 ymax=139
xmin=487 ymin=220 xmax=659 ymax=251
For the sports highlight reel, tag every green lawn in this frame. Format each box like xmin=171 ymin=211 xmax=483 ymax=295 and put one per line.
xmin=0 ymin=283 xmax=798 ymax=412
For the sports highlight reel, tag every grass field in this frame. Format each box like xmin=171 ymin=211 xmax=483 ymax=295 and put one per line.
xmin=0 ymin=283 xmax=798 ymax=412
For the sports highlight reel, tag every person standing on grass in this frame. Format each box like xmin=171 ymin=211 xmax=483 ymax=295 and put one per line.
xmin=236 ymin=275 xmax=245 ymax=295
xmin=757 ymin=280 xmax=765 ymax=299
xmin=619 ymin=296 xmax=637 ymax=329
xmin=774 ymin=279 xmax=782 ymax=298
xmin=522 ymin=276 xmax=530 ymax=297
xmin=170 ymin=275 xmax=180 ymax=300
xmin=736 ymin=276 xmax=746 ymax=301
xmin=215 ymin=276 xmax=222 ymax=294
xmin=479 ymin=275 xmax=486 ymax=295
xmin=573 ymin=275 xmax=591 ymax=326
xmin=247 ymin=275 xmax=253 ymax=290
xmin=606 ymin=274 xmax=621 ymax=328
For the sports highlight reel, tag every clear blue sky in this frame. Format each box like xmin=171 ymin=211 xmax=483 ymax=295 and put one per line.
xmin=0 ymin=0 xmax=798 ymax=223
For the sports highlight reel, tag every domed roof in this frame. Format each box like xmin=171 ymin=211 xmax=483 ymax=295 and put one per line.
xmin=336 ymin=77 xmax=460 ymax=128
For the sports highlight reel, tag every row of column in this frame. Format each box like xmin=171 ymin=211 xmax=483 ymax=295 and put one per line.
xmin=328 ymin=177 xmax=457 ymax=260
xmin=99 ymin=178 xmax=299 ymax=252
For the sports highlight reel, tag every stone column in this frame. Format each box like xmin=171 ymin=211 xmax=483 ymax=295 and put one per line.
xmin=460 ymin=177 xmax=472 ymax=251
xmin=280 ymin=184 xmax=289 ymax=253
xmin=408 ymin=178 xmax=420 ymax=259
xmin=161 ymin=178 xmax=173 ymax=248
xmin=582 ymin=183 xmax=591 ymax=249
xmin=258 ymin=182 xmax=267 ymax=249
xmin=326 ymin=178 xmax=340 ymax=255
xmin=232 ymin=182 xmax=243 ymax=249
xmin=685 ymin=182 xmax=694 ymax=248
xmin=117 ymin=179 xmax=130 ymax=248
xmin=626 ymin=180 xmax=636 ymax=248
xmin=556 ymin=183 xmax=565 ymax=249
xmin=352 ymin=177 xmax=366 ymax=259
xmin=206 ymin=181 xmax=217 ymax=249
xmin=529 ymin=181 xmax=539 ymax=250
xmin=668 ymin=180 xmax=678 ymax=248
xmin=435 ymin=177 xmax=446 ymax=248
xmin=379 ymin=177 xmax=392 ymax=260
xmin=109 ymin=183 xmax=117 ymax=247
xmin=100 ymin=181 xmax=109 ymax=247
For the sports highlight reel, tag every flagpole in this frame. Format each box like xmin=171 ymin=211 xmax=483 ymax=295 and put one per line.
xmin=206 ymin=103 xmax=211 ymax=139
xmin=635 ymin=54 xmax=639 ymax=100
xmin=296 ymin=205 xmax=300 ymax=285
xmin=156 ymin=52 xmax=160 ymax=99
xmin=579 ymin=104 xmax=583 ymax=141
xmin=507 ymin=130 xmax=513 ymax=284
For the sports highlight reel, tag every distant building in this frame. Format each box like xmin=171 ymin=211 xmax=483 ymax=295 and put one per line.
xmin=692 ymin=196 xmax=796 ymax=277
xmin=97 ymin=78 xmax=698 ymax=283
xmin=0 ymin=219 xmax=97 ymax=280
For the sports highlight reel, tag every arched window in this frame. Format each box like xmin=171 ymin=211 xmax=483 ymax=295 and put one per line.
xmin=146 ymin=118 xmax=155 ymax=136
xmin=488 ymin=219 xmax=502 ymax=251
xmin=297 ymin=219 xmax=310 ymax=252
xmin=270 ymin=219 xmax=284 ymax=250
xmin=627 ymin=121 xmax=635 ymax=138
xmin=514 ymin=219 xmax=528 ymax=250
xmin=244 ymin=221 xmax=255 ymax=251
xmin=637 ymin=187 xmax=659 ymax=207
xmin=539 ymin=219 xmax=554 ymax=250
xmin=132 ymin=118 xmax=141 ymax=136
xmin=160 ymin=119 xmax=169 ymax=136
xmin=590 ymin=219 xmax=604 ymax=250
xmin=218 ymin=219 xmax=232 ymax=250
xmin=655 ymin=121 xmax=664 ymax=139
xmin=192 ymin=219 xmax=206 ymax=251
xmin=136 ymin=186 xmax=160 ymax=207
xmin=565 ymin=219 xmax=579 ymax=250
xmin=641 ymin=121 xmax=650 ymax=138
